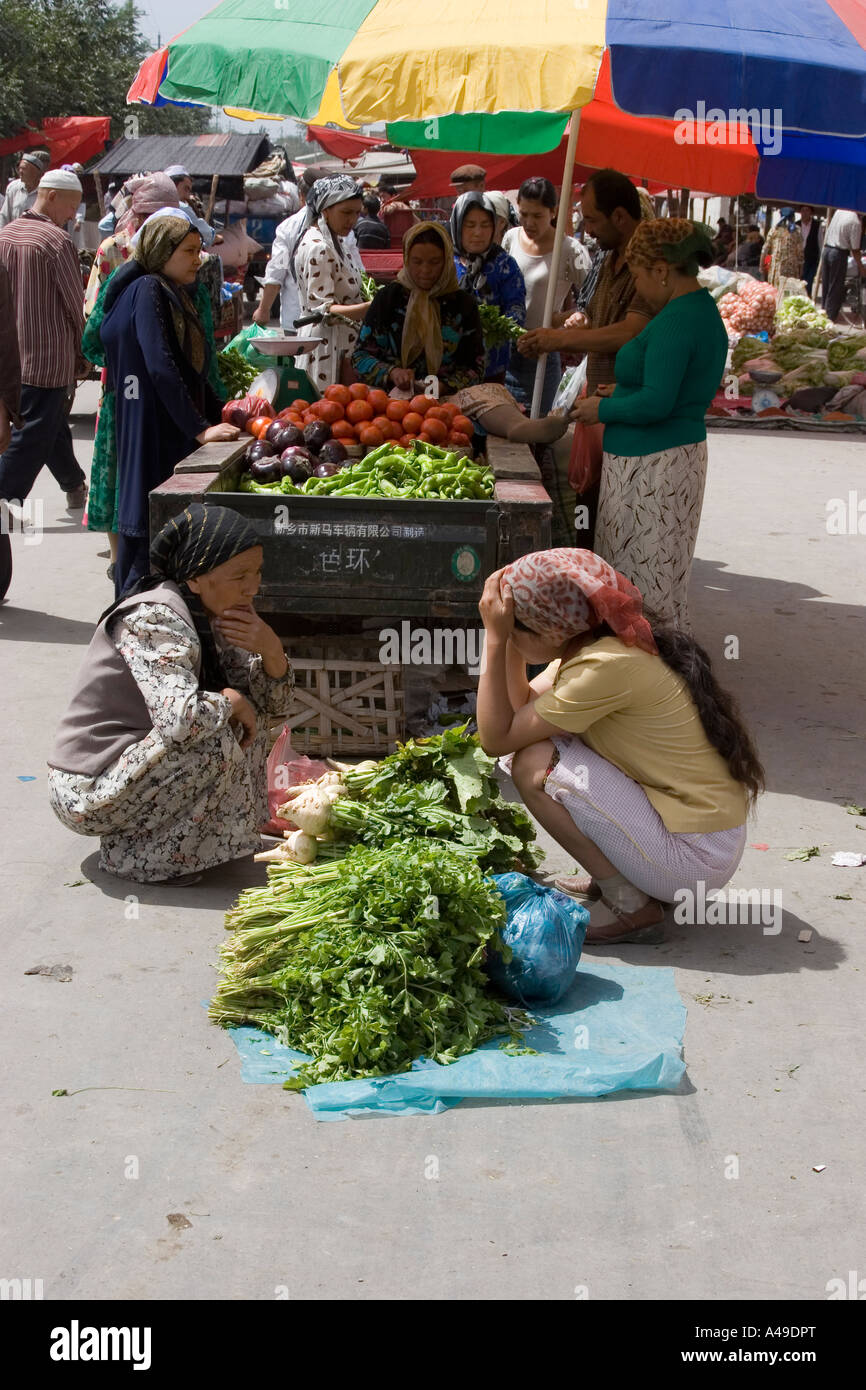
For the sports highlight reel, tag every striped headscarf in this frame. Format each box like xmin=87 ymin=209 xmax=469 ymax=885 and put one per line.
xmin=502 ymin=548 xmax=657 ymax=654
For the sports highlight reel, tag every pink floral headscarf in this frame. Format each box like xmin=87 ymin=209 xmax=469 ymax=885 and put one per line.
xmin=115 ymin=173 xmax=180 ymax=235
xmin=502 ymin=548 xmax=658 ymax=655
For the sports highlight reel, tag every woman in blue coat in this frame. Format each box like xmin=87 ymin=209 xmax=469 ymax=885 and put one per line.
xmin=100 ymin=210 xmax=239 ymax=596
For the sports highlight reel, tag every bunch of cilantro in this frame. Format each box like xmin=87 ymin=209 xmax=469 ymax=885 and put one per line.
xmin=339 ymin=725 xmax=542 ymax=873
xmin=210 ymin=840 xmax=528 ymax=1087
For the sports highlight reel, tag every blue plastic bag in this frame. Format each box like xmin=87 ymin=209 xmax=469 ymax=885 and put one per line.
xmin=486 ymin=872 xmax=589 ymax=1005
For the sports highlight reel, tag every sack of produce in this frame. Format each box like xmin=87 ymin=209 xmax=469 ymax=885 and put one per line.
xmin=486 ymin=873 xmax=588 ymax=1005
xmin=262 ymin=725 xmax=331 ymax=834
xmin=719 ymin=278 xmax=777 ymax=335
xmin=214 ymin=219 xmax=262 ymax=272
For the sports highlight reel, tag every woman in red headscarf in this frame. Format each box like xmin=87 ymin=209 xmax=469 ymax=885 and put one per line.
xmin=476 ymin=549 xmax=764 ymax=945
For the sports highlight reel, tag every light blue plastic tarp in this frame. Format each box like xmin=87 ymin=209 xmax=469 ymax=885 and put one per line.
xmin=227 ymin=962 xmax=687 ymax=1120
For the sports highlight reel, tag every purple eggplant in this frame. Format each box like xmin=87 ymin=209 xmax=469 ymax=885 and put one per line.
xmin=273 ymin=422 xmax=304 ymax=451
xmin=248 ymin=456 xmax=281 ymax=484
xmin=245 ymin=439 xmax=277 ymax=463
xmin=313 ymin=461 xmax=340 ymax=478
xmin=317 ymin=440 xmax=348 ymax=467
xmin=303 ymin=420 xmax=331 ymax=454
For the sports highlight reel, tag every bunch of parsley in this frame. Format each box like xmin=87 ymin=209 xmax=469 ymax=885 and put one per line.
xmin=341 ymin=725 xmax=542 ymax=872
xmin=211 ymin=840 xmax=528 ymax=1087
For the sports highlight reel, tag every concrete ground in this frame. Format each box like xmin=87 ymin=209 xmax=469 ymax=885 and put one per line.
xmin=1 ymin=383 xmax=863 ymax=1301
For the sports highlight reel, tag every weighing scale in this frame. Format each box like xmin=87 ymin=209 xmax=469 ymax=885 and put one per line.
xmin=248 ymin=333 xmax=326 ymax=411
xmin=749 ymin=367 xmax=784 ymax=413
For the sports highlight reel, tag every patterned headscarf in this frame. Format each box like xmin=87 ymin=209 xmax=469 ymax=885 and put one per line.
xmin=101 ymin=505 xmax=262 ymax=691
xmin=132 ymin=212 xmax=207 ymax=375
xmin=502 ymin=548 xmax=657 ymax=654
xmin=397 ymin=221 xmax=461 ymax=375
xmin=115 ymin=173 xmax=180 ymax=235
xmin=450 ymin=191 xmax=499 ymax=294
xmin=291 ymin=174 xmax=363 ymax=278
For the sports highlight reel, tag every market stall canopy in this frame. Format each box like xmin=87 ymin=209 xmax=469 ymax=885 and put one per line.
xmin=91 ymin=132 xmax=270 ymax=180
xmin=0 ymin=116 xmax=111 ymax=167
xmin=128 ymin=1 xmax=866 ymax=135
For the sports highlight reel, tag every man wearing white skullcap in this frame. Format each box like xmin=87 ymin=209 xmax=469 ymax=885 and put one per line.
xmin=0 ymin=166 xmax=89 ymax=579
xmin=0 ymin=150 xmax=50 ymax=229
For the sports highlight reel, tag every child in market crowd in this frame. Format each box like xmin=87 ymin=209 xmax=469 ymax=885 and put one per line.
xmin=47 ymin=505 xmax=294 ymax=885
xmin=476 ymin=549 xmax=763 ymax=946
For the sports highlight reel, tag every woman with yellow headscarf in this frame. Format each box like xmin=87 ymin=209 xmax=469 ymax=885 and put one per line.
xmin=100 ymin=210 xmax=240 ymax=596
xmin=353 ymin=222 xmax=485 ymax=396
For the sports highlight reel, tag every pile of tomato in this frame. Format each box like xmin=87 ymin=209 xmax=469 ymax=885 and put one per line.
xmin=277 ymin=384 xmax=474 ymax=451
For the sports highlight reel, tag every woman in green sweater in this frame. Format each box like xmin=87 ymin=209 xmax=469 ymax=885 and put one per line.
xmin=571 ymin=219 xmax=727 ymax=629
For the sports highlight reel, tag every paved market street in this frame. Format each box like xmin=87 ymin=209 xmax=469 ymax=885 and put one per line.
xmin=1 ymin=383 xmax=863 ymax=1300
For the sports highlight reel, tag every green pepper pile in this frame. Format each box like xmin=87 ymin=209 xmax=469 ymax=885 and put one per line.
xmin=478 ymin=302 xmax=526 ymax=349
xmin=240 ymin=441 xmax=496 ymax=500
xmin=218 ymin=347 xmax=259 ymax=398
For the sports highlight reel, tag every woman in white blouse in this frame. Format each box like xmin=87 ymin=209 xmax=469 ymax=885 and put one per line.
xmin=502 ymin=176 xmax=590 ymax=414
xmin=291 ymin=176 xmax=369 ymax=391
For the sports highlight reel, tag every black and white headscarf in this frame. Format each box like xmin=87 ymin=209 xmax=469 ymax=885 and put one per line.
xmin=290 ymin=174 xmax=363 ymax=279
xmin=449 ymin=190 xmax=500 ymax=296
xmin=101 ymin=504 xmax=260 ymax=691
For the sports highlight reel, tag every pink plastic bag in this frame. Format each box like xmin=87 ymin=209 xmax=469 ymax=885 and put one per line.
xmin=261 ymin=726 xmax=331 ymax=835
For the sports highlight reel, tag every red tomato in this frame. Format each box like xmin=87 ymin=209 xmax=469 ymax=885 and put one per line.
xmin=325 ymin=384 xmax=352 ymax=405
xmin=331 ymin=420 xmax=356 ymax=440
xmin=422 ymin=416 xmax=448 ymax=444
xmin=409 ymin=394 xmax=434 ymax=416
xmin=370 ymin=415 xmax=397 ymax=440
xmin=386 ymin=399 xmax=410 ymax=423
xmin=348 ymin=382 xmax=370 ymax=400
xmin=451 ymin=414 xmax=473 ymax=436
xmin=346 ymin=400 xmax=374 ymax=424
xmin=367 ymin=388 xmax=390 ymax=415
xmin=316 ymin=400 xmax=345 ymax=424
xmin=290 ymin=397 xmax=309 ymax=413
xmin=449 ymin=431 xmax=471 ymax=448
xmin=248 ymin=417 xmax=271 ymax=440
xmin=398 ymin=434 xmax=415 ymax=448
xmin=439 ymin=401 xmax=459 ymax=420
xmin=359 ymin=426 xmax=384 ymax=448
xmin=402 ymin=412 xmax=424 ymax=435
xmin=425 ymin=405 xmax=449 ymax=424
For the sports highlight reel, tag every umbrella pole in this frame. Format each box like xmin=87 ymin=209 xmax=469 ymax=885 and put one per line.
xmin=530 ymin=112 xmax=580 ymax=419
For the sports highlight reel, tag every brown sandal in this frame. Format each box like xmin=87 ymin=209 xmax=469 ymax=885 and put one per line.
xmin=554 ymin=873 xmax=602 ymax=900
xmin=584 ymin=896 xmax=666 ymax=945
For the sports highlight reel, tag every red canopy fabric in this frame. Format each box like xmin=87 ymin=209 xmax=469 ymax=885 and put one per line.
xmin=0 ymin=116 xmax=111 ymax=166
xmin=307 ymin=125 xmax=382 ymax=160
xmin=126 ymin=46 xmax=170 ymax=106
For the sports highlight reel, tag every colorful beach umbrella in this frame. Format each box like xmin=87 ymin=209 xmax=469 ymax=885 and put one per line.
xmin=127 ymin=0 xmax=866 ymax=409
xmin=129 ymin=1 xmax=866 ymax=136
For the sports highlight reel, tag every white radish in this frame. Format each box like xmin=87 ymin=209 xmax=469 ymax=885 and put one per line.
xmin=283 ymin=829 xmax=318 ymax=863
